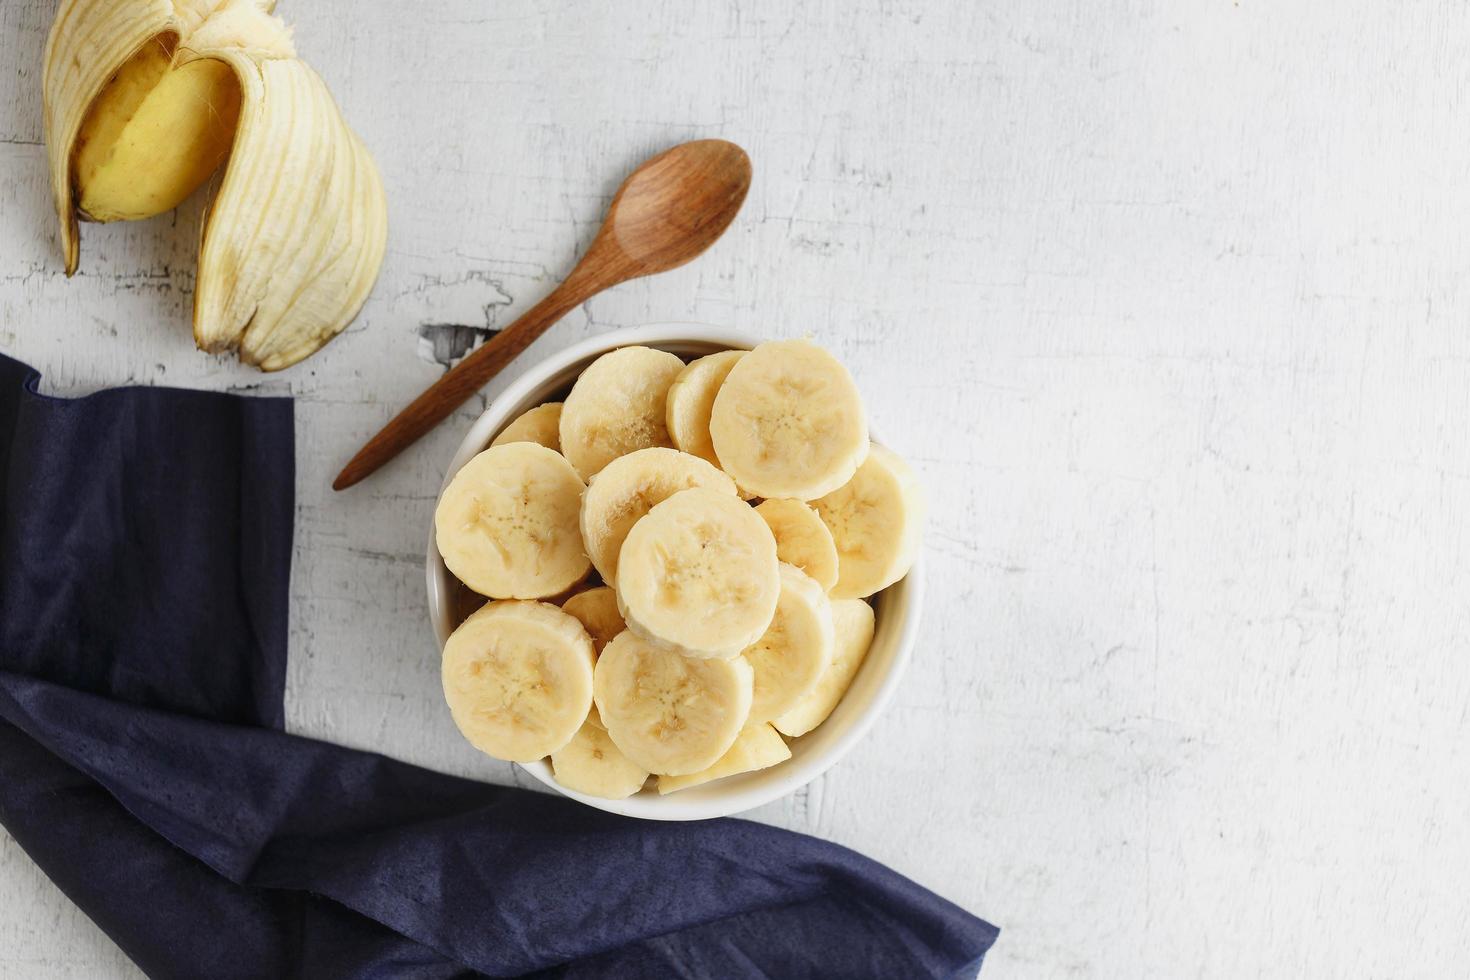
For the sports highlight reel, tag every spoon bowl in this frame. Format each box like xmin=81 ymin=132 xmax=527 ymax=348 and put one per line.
xmin=592 ymin=140 xmax=751 ymax=280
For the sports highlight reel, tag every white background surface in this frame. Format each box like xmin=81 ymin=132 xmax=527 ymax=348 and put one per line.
xmin=2 ymin=1 xmax=1468 ymax=977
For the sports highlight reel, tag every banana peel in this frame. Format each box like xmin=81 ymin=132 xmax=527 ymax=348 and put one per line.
xmin=43 ymin=0 xmax=387 ymax=371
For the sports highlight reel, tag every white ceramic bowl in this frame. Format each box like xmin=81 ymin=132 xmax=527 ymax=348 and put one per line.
xmin=426 ymin=324 xmax=922 ymax=820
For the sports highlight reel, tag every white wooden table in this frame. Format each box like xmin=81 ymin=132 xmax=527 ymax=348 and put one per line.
xmin=4 ymin=1 xmax=1469 ymax=977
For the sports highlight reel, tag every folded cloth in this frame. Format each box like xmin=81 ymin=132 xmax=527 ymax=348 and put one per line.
xmin=0 ymin=353 xmax=998 ymax=979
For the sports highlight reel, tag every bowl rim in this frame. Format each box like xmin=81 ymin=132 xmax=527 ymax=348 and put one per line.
xmin=425 ymin=322 xmax=923 ymax=821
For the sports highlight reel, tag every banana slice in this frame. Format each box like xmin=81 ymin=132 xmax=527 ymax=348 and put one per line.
xmin=559 ymin=346 xmax=685 ymax=480
xmin=616 ymin=487 xmax=780 ymax=659
xmin=594 ymin=630 xmax=754 ymax=775
xmin=491 ymin=402 xmax=563 ymax=451
xmin=580 ymin=447 xmax=736 ymax=586
xmin=755 ymin=499 xmax=840 ymax=592
xmin=743 ymin=563 xmax=836 ymax=722
xmin=442 ymin=600 xmax=596 ymax=762
xmin=812 ymin=443 xmax=925 ymax=599
xmin=561 ymin=586 xmax=625 ymax=655
xmin=435 ymin=442 xmax=590 ymax=599
xmin=709 ymin=339 xmax=869 ymax=500
xmin=657 ymin=724 xmax=791 ymax=795
xmin=773 ymin=599 xmax=876 ymax=737
xmin=665 ymin=350 xmax=746 ymax=467
xmin=559 ymin=580 xmax=613 ymax=729
xmin=551 ymin=716 xmax=649 ymax=799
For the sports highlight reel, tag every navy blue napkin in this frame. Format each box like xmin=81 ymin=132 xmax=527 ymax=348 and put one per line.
xmin=0 ymin=352 xmax=998 ymax=979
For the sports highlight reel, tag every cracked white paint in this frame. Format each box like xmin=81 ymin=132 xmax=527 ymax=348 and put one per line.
xmin=3 ymin=1 xmax=1470 ymax=978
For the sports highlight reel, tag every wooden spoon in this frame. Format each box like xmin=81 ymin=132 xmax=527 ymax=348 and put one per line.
xmin=333 ymin=139 xmax=752 ymax=491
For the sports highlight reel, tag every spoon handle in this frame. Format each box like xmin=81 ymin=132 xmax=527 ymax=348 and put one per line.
xmin=332 ymin=280 xmax=590 ymax=491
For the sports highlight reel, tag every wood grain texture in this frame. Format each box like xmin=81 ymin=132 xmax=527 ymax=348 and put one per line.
xmin=3 ymin=1 xmax=1470 ymax=977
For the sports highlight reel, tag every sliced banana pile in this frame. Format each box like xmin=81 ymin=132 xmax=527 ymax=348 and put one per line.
xmin=435 ymin=340 xmax=925 ymax=798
